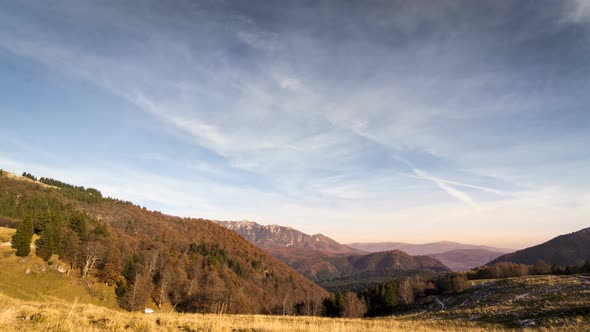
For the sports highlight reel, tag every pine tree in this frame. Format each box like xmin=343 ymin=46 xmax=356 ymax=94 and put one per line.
xmin=11 ymin=217 xmax=34 ymax=257
xmin=35 ymin=211 xmax=66 ymax=261
xmin=69 ymin=211 xmax=88 ymax=242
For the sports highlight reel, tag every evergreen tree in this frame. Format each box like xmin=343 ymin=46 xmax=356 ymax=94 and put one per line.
xmin=21 ymin=172 xmax=37 ymax=181
xmin=11 ymin=217 xmax=34 ymax=257
xmin=36 ymin=219 xmax=64 ymax=261
xmin=69 ymin=211 xmax=89 ymax=242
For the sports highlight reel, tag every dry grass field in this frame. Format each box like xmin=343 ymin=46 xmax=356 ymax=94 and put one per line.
xmin=0 ymin=293 xmax=536 ymax=332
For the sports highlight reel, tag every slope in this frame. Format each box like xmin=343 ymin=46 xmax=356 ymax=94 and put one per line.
xmin=489 ymin=227 xmax=590 ymax=266
xmin=0 ymin=171 xmax=328 ymax=314
xmin=0 ymin=227 xmax=119 ymax=308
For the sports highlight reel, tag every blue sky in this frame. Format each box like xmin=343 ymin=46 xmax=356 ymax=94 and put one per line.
xmin=1 ymin=1 xmax=589 ymax=248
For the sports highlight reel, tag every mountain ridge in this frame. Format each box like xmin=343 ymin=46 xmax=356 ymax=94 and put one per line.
xmin=489 ymin=227 xmax=590 ymax=266
xmin=218 ymin=220 xmax=365 ymax=255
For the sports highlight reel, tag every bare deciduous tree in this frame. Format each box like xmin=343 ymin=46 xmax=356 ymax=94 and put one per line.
xmin=81 ymin=241 xmax=103 ymax=278
xmin=398 ymin=278 xmax=414 ymax=305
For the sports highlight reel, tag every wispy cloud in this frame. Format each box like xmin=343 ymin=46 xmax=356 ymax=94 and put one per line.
xmin=126 ymin=92 xmax=230 ymax=151
xmin=563 ymin=0 xmax=590 ymax=23
xmin=412 ymin=169 xmax=477 ymax=207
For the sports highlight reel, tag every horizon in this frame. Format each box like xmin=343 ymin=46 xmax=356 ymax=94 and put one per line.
xmin=1 ymin=1 xmax=589 ymax=249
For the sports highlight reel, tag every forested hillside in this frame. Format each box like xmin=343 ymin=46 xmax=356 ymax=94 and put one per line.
xmin=316 ymin=250 xmax=451 ymax=292
xmin=0 ymin=171 xmax=328 ymax=314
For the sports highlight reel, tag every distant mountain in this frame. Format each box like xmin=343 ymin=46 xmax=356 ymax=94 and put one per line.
xmin=342 ymin=250 xmax=450 ymax=274
xmin=347 ymin=241 xmax=511 ymax=256
xmin=219 ymin=221 xmax=364 ymax=255
xmin=266 ymin=248 xmax=450 ymax=283
xmin=316 ymin=250 xmax=451 ymax=292
xmin=489 ymin=227 xmax=590 ymax=266
xmin=427 ymin=249 xmax=506 ymax=271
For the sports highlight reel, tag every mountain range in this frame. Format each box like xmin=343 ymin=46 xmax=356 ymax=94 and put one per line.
xmin=220 ymin=221 xmax=452 ymax=290
xmin=346 ymin=241 xmax=511 ymax=256
xmin=218 ymin=221 xmax=364 ymax=255
xmin=221 ymin=220 xmax=512 ymax=274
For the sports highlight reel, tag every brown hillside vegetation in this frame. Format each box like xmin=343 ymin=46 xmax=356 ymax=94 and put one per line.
xmin=490 ymin=227 xmax=590 ymax=266
xmin=0 ymin=173 xmax=328 ymax=314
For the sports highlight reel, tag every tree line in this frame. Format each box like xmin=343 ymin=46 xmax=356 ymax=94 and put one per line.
xmin=468 ymin=260 xmax=590 ymax=280
xmin=321 ymin=273 xmax=472 ymax=317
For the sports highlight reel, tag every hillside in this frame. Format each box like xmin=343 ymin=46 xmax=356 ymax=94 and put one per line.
xmin=0 ymin=227 xmax=118 ymax=307
xmin=316 ymin=250 xmax=451 ymax=292
xmin=489 ymin=227 xmax=590 ymax=266
xmin=265 ymin=248 xmax=342 ymax=282
xmin=347 ymin=241 xmax=511 ymax=256
xmin=421 ymin=275 xmax=590 ymax=329
xmin=343 ymin=250 xmax=450 ymax=274
xmin=219 ymin=221 xmax=363 ymax=255
xmin=266 ymin=248 xmax=449 ymax=282
xmin=0 ymin=172 xmax=328 ymax=314
xmin=428 ymin=249 xmax=506 ymax=271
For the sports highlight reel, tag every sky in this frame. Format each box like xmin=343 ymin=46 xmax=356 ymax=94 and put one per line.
xmin=0 ymin=1 xmax=589 ymax=249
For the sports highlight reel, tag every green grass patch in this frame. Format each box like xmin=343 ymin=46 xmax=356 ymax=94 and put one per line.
xmin=0 ymin=227 xmax=118 ymax=309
